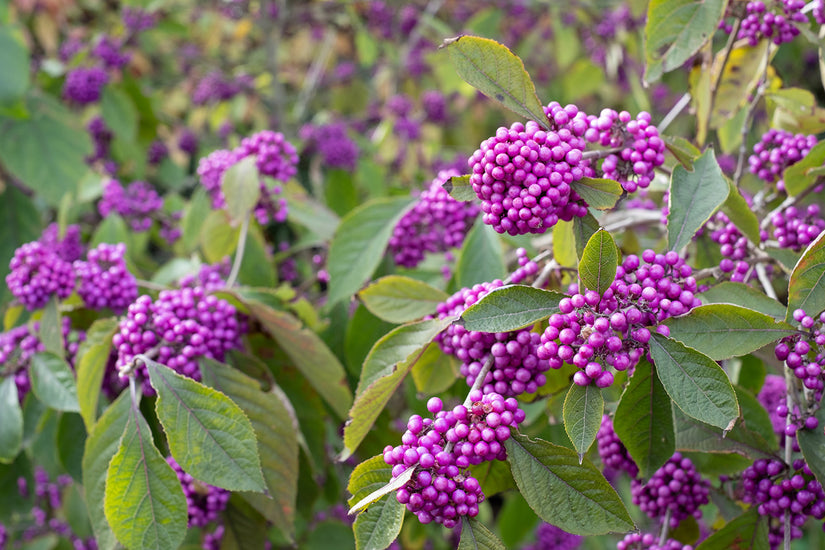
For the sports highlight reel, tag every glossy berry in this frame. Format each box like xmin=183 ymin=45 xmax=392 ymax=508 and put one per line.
xmin=524 ymin=522 xmax=583 ymax=550
xmin=630 ymin=453 xmax=710 ymax=528
xmin=596 ymin=415 xmax=639 ymax=478
xmin=74 ymin=243 xmax=138 ymax=313
xmin=167 ymin=456 xmax=229 ymax=527
xmin=98 ymin=179 xmax=164 ymax=232
xmin=6 ymin=241 xmax=75 ymax=310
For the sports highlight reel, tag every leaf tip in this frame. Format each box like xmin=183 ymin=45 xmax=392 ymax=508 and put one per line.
xmin=439 ymin=35 xmax=461 ymax=49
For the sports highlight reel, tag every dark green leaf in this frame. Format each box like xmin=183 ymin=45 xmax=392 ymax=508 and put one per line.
xmin=797 ymin=406 xmax=825 ymax=491
xmin=648 ymin=334 xmax=739 ymax=431
xmin=0 ymin=26 xmax=29 ymax=105
xmin=457 ymin=516 xmax=507 ymax=550
xmin=673 ymin=407 xmax=776 ymax=461
xmin=505 ymin=431 xmax=635 ymax=535
xmin=563 ymin=384 xmax=603 ymax=460
xmin=698 ymin=282 xmax=787 ymax=320
xmin=694 ymin=508 xmax=769 ymax=550
xmin=145 ymin=358 xmax=266 ymax=493
xmin=454 ymin=219 xmax=507 ymax=289
xmin=442 ymin=35 xmax=548 ymax=127
xmin=570 ymin=178 xmax=623 ymax=210
xmin=0 ymin=377 xmax=23 ymax=463
xmin=786 ymin=232 xmax=825 ymax=321
xmin=460 ymin=285 xmax=564 ymax=332
xmin=38 ymin=296 xmax=63 ymax=356
xmin=663 ymin=135 xmax=701 ymax=168
xmin=578 ymin=229 xmax=618 ymax=296
xmin=221 ymin=496 xmax=268 ymax=550
xmin=101 ymin=86 xmax=138 ymax=142
xmin=443 ymin=174 xmax=476 ymax=201
xmin=663 ymin=304 xmax=797 ymax=360
xmin=328 ymin=196 xmax=415 ymax=306
xmin=221 ymin=156 xmax=261 ymax=224
xmin=668 ymin=149 xmax=729 ymax=252
xmin=783 ymin=140 xmax=825 ymax=197
xmin=734 ymin=385 xmax=778 ymax=451
xmin=30 ymin=352 xmax=80 ymax=413
xmin=56 ymin=412 xmax=86 ymax=483
xmin=0 ymin=187 xmax=40 ymax=306
xmin=613 ymin=359 xmax=674 ymax=479
xmin=359 ymin=275 xmax=449 ymax=324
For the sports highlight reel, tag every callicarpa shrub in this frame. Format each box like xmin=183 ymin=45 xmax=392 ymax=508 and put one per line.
xmin=4 ymin=2 xmax=825 ymax=550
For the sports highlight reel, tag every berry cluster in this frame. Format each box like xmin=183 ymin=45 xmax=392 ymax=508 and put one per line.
xmin=616 ymin=532 xmax=694 ymax=550
xmin=733 ymin=0 xmax=807 ymax=46
xmin=62 ymin=66 xmax=109 ymax=104
xmin=6 ymin=241 xmax=76 ymax=310
xmin=630 ymin=452 xmax=710 ymax=528
xmin=178 ymin=128 xmax=199 ymax=156
xmin=112 ymin=287 xmax=246 ymax=395
xmin=166 ymin=456 xmax=230 ymax=527
xmin=771 ymin=204 xmax=825 ymax=251
xmin=468 ymin=102 xmax=593 ymax=235
xmin=585 ymin=109 xmax=665 ymax=193
xmin=508 ymin=248 xmax=540 ymax=285
xmin=537 ymin=250 xmax=701 ymax=387
xmin=524 ymin=523 xmax=583 ymax=550
xmin=147 ymin=139 xmax=169 ymax=166
xmin=757 ymin=374 xmax=799 ymax=449
xmin=299 ymin=122 xmax=360 ymax=172
xmin=98 ymin=179 xmax=164 ymax=232
xmin=179 ymin=258 xmax=232 ymax=291
xmin=86 ymin=116 xmax=116 ymax=172
xmin=748 ymin=129 xmax=817 ymax=189
xmin=388 ymin=169 xmax=480 ymax=268
xmin=39 ymin=223 xmax=84 ymax=262
xmin=775 ymin=308 xmax=825 ymax=392
xmin=435 ymin=281 xmax=550 ymax=397
xmin=741 ymin=458 xmax=825 ymax=547
xmin=122 ymin=7 xmax=158 ymax=33
xmin=73 ymin=242 xmax=138 ymax=312
xmin=596 ymin=415 xmax=639 ymax=478
xmin=92 ymin=35 xmax=131 ymax=69
xmin=707 ymin=211 xmax=765 ymax=282
xmin=192 ymin=70 xmax=253 ymax=105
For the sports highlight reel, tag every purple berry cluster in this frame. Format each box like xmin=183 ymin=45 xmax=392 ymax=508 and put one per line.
xmin=585 ymin=109 xmax=665 ymax=193
xmin=741 ymin=458 xmax=825 ymax=547
xmin=192 ymin=70 xmax=253 ymax=105
xmin=122 ymin=7 xmax=158 ymax=33
xmin=435 ymin=281 xmax=550 ymax=397
xmin=630 ymin=452 xmax=710 ymax=528
xmin=733 ymin=0 xmax=807 ymax=46
xmin=147 ymin=139 xmax=169 ymax=166
xmin=86 ymin=116 xmax=116 ymax=172
xmin=39 ymin=223 xmax=84 ymax=262
xmin=179 ymin=258 xmax=232 ymax=291
xmin=388 ymin=169 xmax=480 ymax=268
xmin=748 ymin=129 xmax=817 ymax=189
xmin=616 ymin=532 xmax=694 ymax=550
xmin=757 ymin=374 xmax=796 ymax=447
xmin=62 ymin=66 xmax=109 ymax=104
xmin=98 ymin=179 xmax=164 ymax=232
xmin=707 ymin=211 xmax=766 ymax=282
xmin=6 ymin=241 xmax=76 ymax=310
xmin=508 ymin=248 xmax=540 ymax=285
xmin=92 ymin=35 xmax=131 ymax=69
xmin=202 ymin=525 xmax=225 ymax=550
xmin=112 ymin=287 xmax=246 ymax=395
xmin=596 ymin=415 xmax=639 ymax=478
xmin=537 ymin=250 xmax=701 ymax=387
xmin=166 ymin=456 xmax=230 ymax=527
xmin=299 ymin=122 xmax=360 ymax=172
xmin=524 ymin=522 xmax=583 ymax=550
xmin=468 ymin=102 xmax=593 ymax=235
xmin=775 ymin=308 xmax=825 ymax=393
xmin=73 ymin=243 xmax=137 ymax=312
xmin=771 ymin=204 xmax=825 ymax=251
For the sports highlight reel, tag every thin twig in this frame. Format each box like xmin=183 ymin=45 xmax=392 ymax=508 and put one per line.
xmin=226 ymin=214 xmax=251 ymax=288
xmin=756 ymin=263 xmax=778 ymax=300
xmin=658 ymin=509 xmax=672 ymax=546
xmin=135 ymin=279 xmax=169 ymax=291
xmin=657 ymin=92 xmax=692 ymax=133
xmin=733 ymin=46 xmax=771 ymax=188
xmin=532 ymin=259 xmax=559 ymax=290
xmin=292 ymin=27 xmax=336 ymax=121
xmin=708 ymin=18 xmax=742 ymax=124
xmin=581 ymin=147 xmax=623 ymax=161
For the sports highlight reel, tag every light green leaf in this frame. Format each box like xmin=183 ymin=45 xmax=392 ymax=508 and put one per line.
xmin=454 ymin=219 xmax=507 ymax=289
xmin=786 ymin=230 xmax=825 ymax=321
xmin=505 ymin=431 xmax=635 ymax=535
xmin=695 ymin=508 xmax=769 ymax=550
xmin=649 ymin=334 xmax=739 ymax=431
xmin=459 ymin=285 xmax=564 ymax=332
xmin=348 ymin=461 xmax=415 ymax=515
xmin=663 ymin=304 xmax=798 ymax=360
xmin=411 ymin=344 xmax=460 ymax=395
xmin=563 ymin=384 xmax=604 ymax=461
xmin=442 ymin=174 xmax=476 ymax=202
xmin=667 ymin=149 xmax=729 ymax=252
xmin=101 ymin=86 xmax=138 ymax=142
xmin=328 ymin=196 xmax=415 ymax=306
xmin=698 ymin=282 xmax=787 ymax=320
xmin=0 ymin=187 xmax=40 ymax=306
xmin=570 ymin=178 xmax=623 ymax=211
xmin=347 ymin=457 xmax=405 ymax=550
xmin=553 ymin=220 xmax=578 ymax=267
xmin=0 ymin=377 xmax=23 ymax=464
xmin=578 ymin=229 xmax=618 ymax=296
xmin=104 ymin=401 xmax=188 ymax=550
xmin=179 ymin=187 xmax=213 ymax=254
xmin=359 ymin=275 xmax=449 ymax=324
xmin=200 ymin=210 xmax=240 ymax=263
xmin=613 ymin=359 xmax=674 ymax=479
xmin=145 ymin=358 xmax=266 ymax=493
xmin=30 ymin=352 xmax=80 ymax=412
xmin=221 ymin=156 xmax=261 ymax=224
xmin=76 ymin=318 xmax=118 ymax=431
xmin=38 ymin=296 xmax=63 ymax=356
xmin=280 ymin=180 xmax=340 ymax=241
xmin=457 ymin=517 xmax=507 ymax=550
xmin=710 ymin=39 xmax=772 ymax=127
xmin=442 ymin=35 xmax=548 ymax=127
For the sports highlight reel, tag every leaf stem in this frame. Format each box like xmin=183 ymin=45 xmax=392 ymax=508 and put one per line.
xmin=657 ymin=92 xmax=692 ymax=134
xmin=581 ymin=148 xmax=623 ymax=161
xmin=658 ymin=509 xmax=672 ymax=546
xmin=733 ymin=46 xmax=770 ymax=189
xmin=135 ymin=279 xmax=169 ymax=291
xmin=226 ymin=213 xmax=251 ymax=288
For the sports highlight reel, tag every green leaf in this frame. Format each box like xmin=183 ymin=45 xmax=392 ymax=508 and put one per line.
xmin=179 ymin=187 xmax=213 ymax=254
xmin=797 ymin=406 xmax=825 ymax=491
xmin=38 ymin=296 xmax=63 ymax=356
xmin=505 ymin=431 xmax=635 ymax=535
xmin=613 ymin=359 xmax=674 ymax=479
xmin=649 ymin=334 xmax=739 ymax=431
xmin=578 ymin=229 xmax=618 ymax=296
xmin=144 ymin=358 xmax=266 ymax=493
xmin=221 ymin=496 xmax=268 ymax=550
xmin=663 ymin=304 xmax=798 ymax=361
xmin=411 ymin=344 xmax=460 ymax=395
xmin=199 ymin=358 xmax=299 ymax=540
xmin=644 ymin=0 xmax=726 ymax=82
xmin=553 ymin=219 xmax=579 ymax=267
xmin=459 ymin=285 xmax=564 ymax=332
xmin=454 ymin=219 xmax=507 ymax=290
xmin=721 ymin=181 xmax=762 ymax=246
xmin=695 ymin=508 xmax=769 ymax=550
xmin=0 ymin=26 xmax=29 ymax=106
xmin=328 ymin=196 xmax=415 ymax=306
xmin=101 ymin=86 xmax=138 ymax=142
xmin=0 ymin=187 xmax=40 ymax=306
xmin=786 ymin=232 xmax=825 ymax=321
xmin=709 ymin=39 xmax=772 ymax=127
xmin=733 ymin=385 xmax=779 ymax=451
xmin=30 ymin=352 xmax=80 ymax=413
xmin=442 ymin=35 xmax=548 ymax=127
xmin=348 ymin=456 xmax=406 ymax=550
xmin=342 ymin=318 xmax=453 ymax=459
xmin=238 ymin=224 xmax=277 ymax=288
xmin=470 ymin=458 xmax=516 ymax=496
xmin=348 ymin=463 xmax=415 ymax=515
xmin=0 ymin=377 xmax=23 ymax=464
xmin=698 ymin=282 xmax=787 ymax=320
xmin=104 ymin=401 xmax=188 ymax=550
xmin=667 ymin=149 xmax=729 ymax=252
xmin=359 ymin=275 xmax=449 ymax=324
xmin=570 ymin=178 xmax=623 ymax=210
xmin=442 ymin=174 xmax=476 ymax=202
xmin=76 ymin=318 xmax=118 ymax=431
xmin=766 ymin=86 xmax=825 ymax=135
xmin=221 ymin=156 xmax=261 ymax=224
xmin=457 ymin=516 xmax=507 ymax=550
xmin=563 ymin=384 xmax=603 ymax=461
xmin=56 ymin=412 xmax=86 ymax=482
xmin=673 ymin=406 xmax=776 ymax=460
xmin=0 ymin=94 xmax=93 ymax=207
xmin=200 ymin=210 xmax=240 ymax=263
xmin=281 ymin=180 xmax=340 ymax=241
xmin=572 ymin=212 xmax=600 ymax=259
xmin=347 ymin=455 xmax=395 ymax=507
xmin=663 ymin=135 xmax=701 ymax=168
xmin=782 ymin=140 xmax=825 ymax=197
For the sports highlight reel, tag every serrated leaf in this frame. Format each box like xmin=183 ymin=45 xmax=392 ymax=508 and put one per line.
xmin=38 ymin=296 xmax=63 ymax=356
xmin=721 ymin=180 xmax=761 ymax=246
xmin=443 ymin=174 xmax=476 ymax=202
xmin=572 ymin=212 xmax=600 ymax=259
xmin=348 ymin=461 xmax=415 ymax=515
xmin=570 ymin=178 xmax=623 ymax=210
xmin=0 ymin=377 xmax=23 ymax=463
xmin=30 ymin=352 xmax=80 ymax=412
xmin=101 ymin=86 xmax=137 ymax=142
xmin=343 ymin=318 xmax=453 ymax=459
xmin=786 ymin=231 xmax=825 ymax=320
xmin=781 ymin=138 xmax=825 ymax=197
xmin=359 ymin=275 xmax=449 ymax=324
xmin=145 ymin=358 xmax=266 ymax=493
xmin=104 ymin=401 xmax=188 ymax=550
xmin=328 ymin=196 xmax=415 ymax=306
xmin=221 ymin=156 xmax=260 ymax=224
xmin=695 ymin=508 xmax=769 ymax=550
xmin=613 ymin=359 xmax=674 ymax=479
xmin=454 ymin=218 xmax=507 ymax=289
xmin=76 ymin=318 xmax=118 ymax=431
xmin=442 ymin=35 xmax=547 ymax=127
xmin=644 ymin=0 xmax=726 ymax=82
xmin=649 ymin=334 xmax=738 ymax=431
xmin=698 ymin=282 xmax=787 ymax=320
xmin=505 ymin=431 xmax=634 ymax=535
xmin=460 ymin=285 xmax=564 ymax=332
xmin=710 ymin=39 xmax=772 ymax=127
xmin=457 ymin=516 xmax=507 ymax=550
xmin=410 ymin=343 xmax=459 ymax=395
xmin=353 ymin=477 xmax=405 ymax=550
xmin=563 ymin=384 xmax=603 ymax=461
xmin=797 ymin=406 xmax=825 ymax=491
xmin=673 ymin=406 xmax=775 ymax=460
xmin=663 ymin=304 xmax=797 ymax=360
xmin=668 ymin=149 xmax=729 ymax=252
xmin=578 ymin=229 xmax=617 ymax=296
xmin=663 ymin=135 xmax=701 ymax=168
xmin=199 ymin=358 xmax=298 ymax=540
